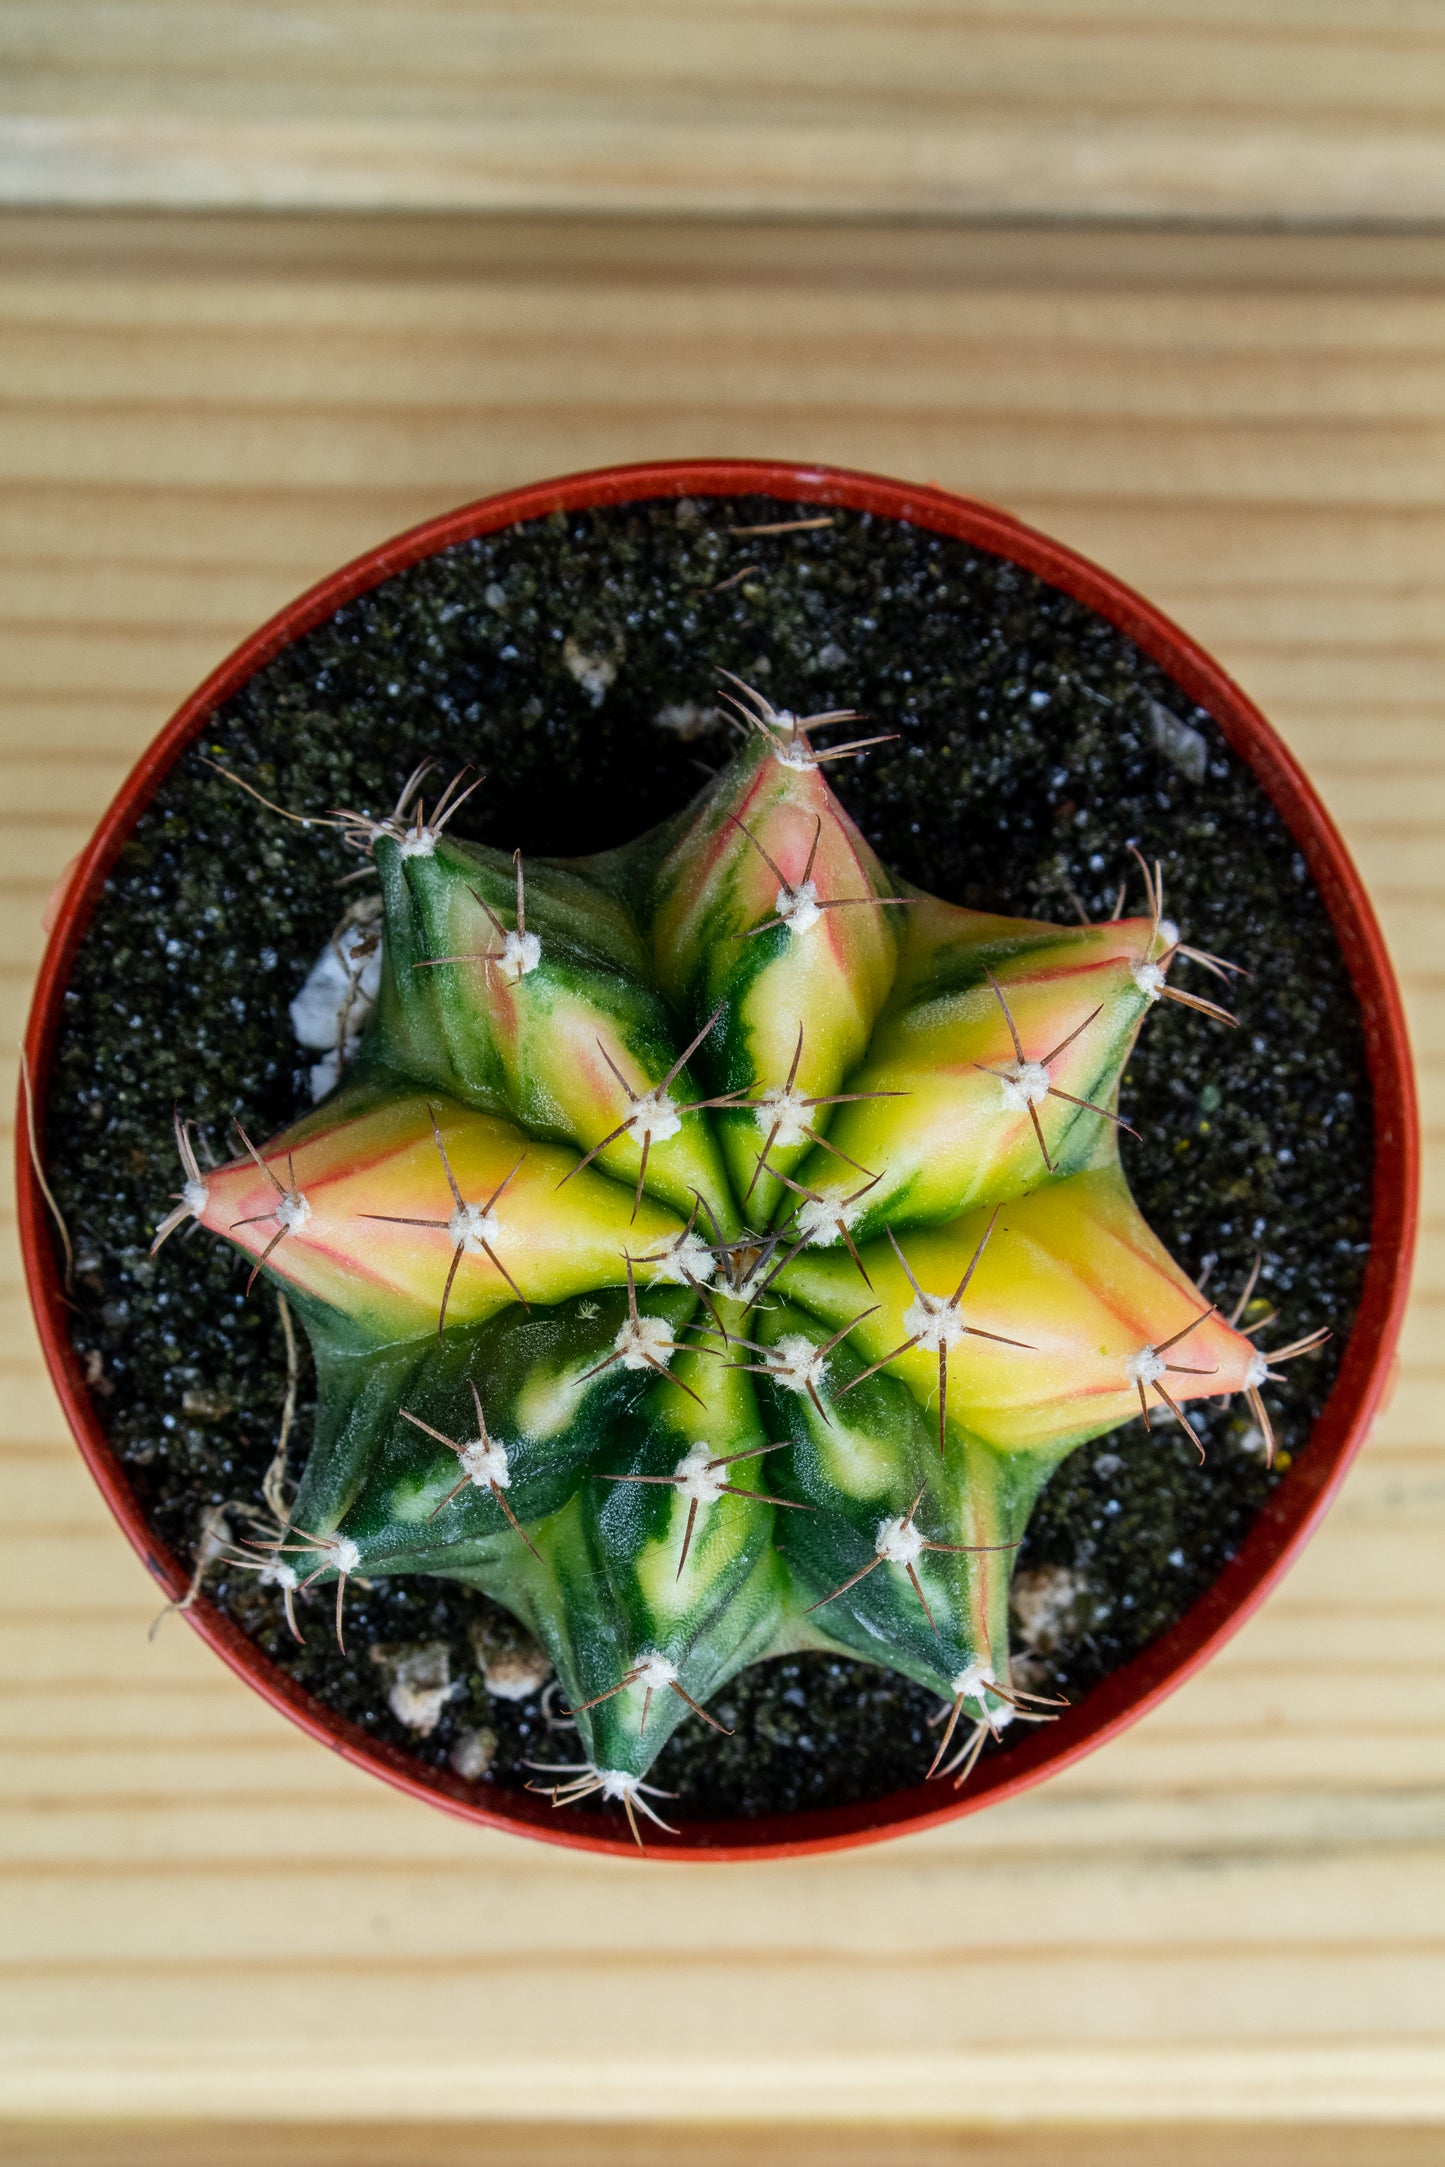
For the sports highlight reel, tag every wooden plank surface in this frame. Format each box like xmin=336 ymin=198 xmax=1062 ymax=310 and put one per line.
xmin=2 ymin=213 xmax=1444 ymax=2131
xmin=4 ymin=5 xmax=1445 ymax=224
xmin=7 ymin=2121 xmax=1445 ymax=2167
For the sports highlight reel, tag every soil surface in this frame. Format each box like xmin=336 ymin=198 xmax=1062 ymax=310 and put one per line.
xmin=42 ymin=494 xmax=1372 ymax=1822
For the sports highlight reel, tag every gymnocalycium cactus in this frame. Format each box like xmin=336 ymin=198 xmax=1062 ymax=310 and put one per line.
xmin=158 ymin=676 xmax=1326 ymax=1842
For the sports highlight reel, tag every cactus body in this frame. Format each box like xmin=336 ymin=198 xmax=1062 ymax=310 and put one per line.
xmin=169 ymin=687 xmax=1297 ymax=1826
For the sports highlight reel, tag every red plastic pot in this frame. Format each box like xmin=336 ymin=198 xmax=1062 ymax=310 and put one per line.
xmin=18 ymin=458 xmax=1418 ymax=1860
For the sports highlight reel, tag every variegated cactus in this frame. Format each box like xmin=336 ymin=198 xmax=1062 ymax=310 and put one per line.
xmin=158 ymin=678 xmax=1323 ymax=1842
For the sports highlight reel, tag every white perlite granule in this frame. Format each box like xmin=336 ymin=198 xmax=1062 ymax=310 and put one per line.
xmin=290 ymin=916 xmax=384 ymax=1101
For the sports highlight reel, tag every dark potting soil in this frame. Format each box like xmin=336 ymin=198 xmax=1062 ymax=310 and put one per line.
xmin=42 ymin=494 xmax=1372 ymax=1823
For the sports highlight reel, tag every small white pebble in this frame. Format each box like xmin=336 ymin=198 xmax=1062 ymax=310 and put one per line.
xmin=1011 ymin=1563 xmax=1090 ymax=1653
xmin=290 ymin=922 xmax=384 ymax=1080
xmin=481 ymin=1644 xmax=553 ymax=1701
xmin=370 ymin=1641 xmax=456 ymax=1736
xmin=563 ymin=637 xmax=621 ymax=706
xmin=468 ymin=1617 xmax=552 ymax=1699
xmin=450 ymin=1725 xmax=498 ymax=1780
xmin=654 ymin=701 xmax=719 ymax=742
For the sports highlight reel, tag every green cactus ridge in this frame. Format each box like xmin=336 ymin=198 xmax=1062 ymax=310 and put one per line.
xmin=166 ymin=678 xmax=1318 ymax=1840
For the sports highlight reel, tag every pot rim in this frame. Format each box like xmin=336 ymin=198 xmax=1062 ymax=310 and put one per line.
xmin=17 ymin=457 xmax=1419 ymax=1861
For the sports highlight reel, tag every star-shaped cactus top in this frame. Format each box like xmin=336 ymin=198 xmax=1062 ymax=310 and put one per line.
xmin=161 ymin=677 xmax=1320 ymax=1841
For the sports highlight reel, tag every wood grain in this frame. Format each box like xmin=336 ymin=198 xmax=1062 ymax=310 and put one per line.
xmin=6 ymin=2122 xmax=1445 ymax=2167
xmin=4 ymin=5 xmax=1445 ymax=223
xmin=1 ymin=213 xmax=1443 ymax=2132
